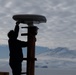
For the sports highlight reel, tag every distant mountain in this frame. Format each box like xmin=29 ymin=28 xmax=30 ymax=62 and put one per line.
xmin=0 ymin=45 xmax=48 ymax=58
xmin=0 ymin=45 xmax=49 ymax=72
xmin=37 ymin=47 xmax=76 ymax=58
xmin=1 ymin=45 xmax=76 ymax=69
xmin=36 ymin=47 xmax=76 ymax=69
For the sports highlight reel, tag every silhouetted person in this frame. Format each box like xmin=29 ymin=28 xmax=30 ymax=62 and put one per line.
xmin=7 ymin=22 xmax=28 ymax=75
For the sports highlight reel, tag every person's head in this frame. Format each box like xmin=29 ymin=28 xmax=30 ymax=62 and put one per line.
xmin=7 ymin=30 xmax=16 ymax=39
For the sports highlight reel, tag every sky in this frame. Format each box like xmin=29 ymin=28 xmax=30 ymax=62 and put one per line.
xmin=0 ymin=0 xmax=76 ymax=49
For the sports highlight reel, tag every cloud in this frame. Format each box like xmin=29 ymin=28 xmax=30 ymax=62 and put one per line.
xmin=0 ymin=0 xmax=76 ymax=49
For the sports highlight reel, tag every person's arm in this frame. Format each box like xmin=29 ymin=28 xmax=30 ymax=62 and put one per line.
xmin=21 ymin=41 xmax=28 ymax=47
xmin=18 ymin=40 xmax=28 ymax=47
xmin=14 ymin=21 xmax=20 ymax=38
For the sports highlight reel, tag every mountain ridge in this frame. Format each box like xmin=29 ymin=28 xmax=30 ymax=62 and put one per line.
xmin=36 ymin=47 xmax=76 ymax=69
xmin=37 ymin=47 xmax=76 ymax=58
xmin=0 ymin=45 xmax=76 ymax=69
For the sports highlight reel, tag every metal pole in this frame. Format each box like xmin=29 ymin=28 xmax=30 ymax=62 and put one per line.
xmin=26 ymin=24 xmax=38 ymax=75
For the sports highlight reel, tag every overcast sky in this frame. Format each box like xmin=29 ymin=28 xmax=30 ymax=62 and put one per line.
xmin=0 ymin=0 xmax=76 ymax=49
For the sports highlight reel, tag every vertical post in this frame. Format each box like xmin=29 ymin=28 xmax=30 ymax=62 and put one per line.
xmin=26 ymin=24 xmax=38 ymax=75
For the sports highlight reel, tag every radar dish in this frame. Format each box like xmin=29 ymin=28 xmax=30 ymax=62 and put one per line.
xmin=13 ymin=14 xmax=47 ymax=24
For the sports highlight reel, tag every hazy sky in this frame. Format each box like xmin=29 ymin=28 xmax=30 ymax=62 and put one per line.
xmin=0 ymin=0 xmax=76 ymax=49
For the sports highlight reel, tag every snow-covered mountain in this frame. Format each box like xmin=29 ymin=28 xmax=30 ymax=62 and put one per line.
xmin=37 ymin=47 xmax=76 ymax=58
xmin=36 ymin=47 xmax=76 ymax=69
xmin=0 ymin=45 xmax=48 ymax=59
xmin=1 ymin=45 xmax=76 ymax=69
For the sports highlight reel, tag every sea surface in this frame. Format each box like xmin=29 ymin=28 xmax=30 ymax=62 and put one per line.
xmin=35 ymin=68 xmax=76 ymax=75
xmin=1 ymin=67 xmax=76 ymax=75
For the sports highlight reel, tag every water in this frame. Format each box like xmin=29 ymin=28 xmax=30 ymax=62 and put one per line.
xmin=35 ymin=68 xmax=76 ymax=75
xmin=0 ymin=67 xmax=76 ymax=75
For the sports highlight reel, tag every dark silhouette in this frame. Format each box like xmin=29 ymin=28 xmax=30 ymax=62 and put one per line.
xmin=7 ymin=22 xmax=28 ymax=75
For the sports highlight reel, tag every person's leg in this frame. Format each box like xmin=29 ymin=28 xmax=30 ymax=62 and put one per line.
xmin=9 ymin=61 xmax=22 ymax=75
xmin=11 ymin=64 xmax=21 ymax=75
xmin=9 ymin=63 xmax=17 ymax=75
xmin=9 ymin=62 xmax=21 ymax=75
xmin=17 ymin=62 xmax=22 ymax=75
xmin=13 ymin=70 xmax=21 ymax=75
